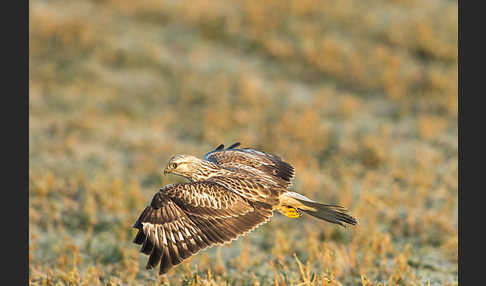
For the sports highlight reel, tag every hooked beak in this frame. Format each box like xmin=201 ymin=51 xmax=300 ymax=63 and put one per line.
xmin=163 ymin=167 xmax=170 ymax=175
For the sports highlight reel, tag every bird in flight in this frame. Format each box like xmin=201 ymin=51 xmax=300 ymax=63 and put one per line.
xmin=133 ymin=142 xmax=357 ymax=274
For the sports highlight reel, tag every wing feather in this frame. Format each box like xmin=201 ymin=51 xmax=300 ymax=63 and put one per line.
xmin=133 ymin=181 xmax=272 ymax=274
xmin=204 ymin=144 xmax=295 ymax=187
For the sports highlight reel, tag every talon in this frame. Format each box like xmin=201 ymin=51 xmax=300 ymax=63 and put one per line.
xmin=284 ymin=206 xmax=300 ymax=218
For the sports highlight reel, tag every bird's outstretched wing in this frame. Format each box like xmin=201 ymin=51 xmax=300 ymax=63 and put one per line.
xmin=204 ymin=142 xmax=295 ymax=187
xmin=132 ymin=182 xmax=273 ymax=274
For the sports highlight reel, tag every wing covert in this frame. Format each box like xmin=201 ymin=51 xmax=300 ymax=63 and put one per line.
xmin=204 ymin=143 xmax=295 ymax=187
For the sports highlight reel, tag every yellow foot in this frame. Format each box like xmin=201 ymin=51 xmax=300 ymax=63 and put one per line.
xmin=281 ymin=206 xmax=301 ymax=218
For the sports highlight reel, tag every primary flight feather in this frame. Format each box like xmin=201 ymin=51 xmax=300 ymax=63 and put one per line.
xmin=133 ymin=143 xmax=357 ymax=274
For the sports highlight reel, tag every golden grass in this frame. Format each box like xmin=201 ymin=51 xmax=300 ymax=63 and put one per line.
xmin=30 ymin=0 xmax=457 ymax=285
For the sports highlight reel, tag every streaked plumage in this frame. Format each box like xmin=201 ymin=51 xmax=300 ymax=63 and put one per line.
xmin=204 ymin=143 xmax=295 ymax=188
xmin=133 ymin=143 xmax=357 ymax=274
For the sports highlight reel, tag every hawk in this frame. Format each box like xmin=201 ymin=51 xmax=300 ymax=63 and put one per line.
xmin=133 ymin=143 xmax=357 ymax=274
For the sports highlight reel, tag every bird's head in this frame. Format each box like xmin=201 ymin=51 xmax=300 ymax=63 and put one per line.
xmin=164 ymin=154 xmax=200 ymax=179
xmin=164 ymin=154 xmax=217 ymax=181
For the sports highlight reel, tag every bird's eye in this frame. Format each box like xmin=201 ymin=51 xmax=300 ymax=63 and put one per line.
xmin=171 ymin=163 xmax=178 ymax=169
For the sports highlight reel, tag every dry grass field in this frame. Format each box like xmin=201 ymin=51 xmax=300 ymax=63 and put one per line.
xmin=29 ymin=0 xmax=457 ymax=285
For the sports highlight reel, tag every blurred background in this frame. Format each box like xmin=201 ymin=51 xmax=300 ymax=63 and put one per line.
xmin=29 ymin=0 xmax=457 ymax=285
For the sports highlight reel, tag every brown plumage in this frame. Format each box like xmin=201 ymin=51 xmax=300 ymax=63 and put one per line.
xmin=133 ymin=143 xmax=357 ymax=275
xmin=204 ymin=142 xmax=295 ymax=188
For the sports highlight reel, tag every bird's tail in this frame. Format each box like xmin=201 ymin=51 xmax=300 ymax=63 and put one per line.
xmin=278 ymin=192 xmax=357 ymax=227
